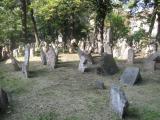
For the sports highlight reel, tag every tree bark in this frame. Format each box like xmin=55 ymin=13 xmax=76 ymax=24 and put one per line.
xmin=20 ymin=0 xmax=27 ymax=43
xmin=156 ymin=12 xmax=160 ymax=43
xmin=28 ymin=0 xmax=40 ymax=47
xmin=148 ymin=10 xmax=157 ymax=36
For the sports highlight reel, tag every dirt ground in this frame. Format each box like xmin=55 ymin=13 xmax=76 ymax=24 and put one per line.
xmin=0 ymin=53 xmax=160 ymax=120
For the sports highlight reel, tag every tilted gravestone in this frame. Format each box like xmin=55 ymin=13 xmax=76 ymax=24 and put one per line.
xmin=78 ymin=48 xmax=94 ymax=64
xmin=127 ymin=48 xmax=134 ymax=64
xmin=97 ymin=53 xmax=118 ymax=75
xmin=95 ymin=80 xmax=106 ymax=89
xmin=110 ymin=85 xmax=128 ymax=119
xmin=10 ymin=56 xmax=21 ymax=71
xmin=22 ymin=44 xmax=30 ymax=78
xmin=0 ymin=89 xmax=9 ymax=112
xmin=144 ymin=52 xmax=160 ymax=71
xmin=120 ymin=67 xmax=142 ymax=86
xmin=78 ymin=48 xmax=94 ymax=73
xmin=46 ymin=46 xmax=57 ymax=70
xmin=40 ymin=49 xmax=47 ymax=65
xmin=78 ymin=55 xmax=88 ymax=73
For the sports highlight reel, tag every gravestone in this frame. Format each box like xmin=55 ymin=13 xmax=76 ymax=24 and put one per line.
xmin=30 ymin=47 xmax=35 ymax=58
xmin=69 ymin=39 xmax=77 ymax=53
xmin=46 ymin=46 xmax=57 ymax=70
xmin=95 ymin=80 xmax=106 ymax=89
xmin=78 ymin=55 xmax=88 ymax=73
xmin=13 ymin=49 xmax=18 ymax=57
xmin=97 ymin=53 xmax=118 ymax=75
xmin=78 ymin=41 xmax=85 ymax=51
xmin=120 ymin=67 xmax=141 ymax=86
xmin=144 ymin=52 xmax=160 ymax=71
xmin=10 ymin=56 xmax=21 ymax=71
xmin=104 ymin=43 xmax=112 ymax=54
xmin=78 ymin=48 xmax=94 ymax=64
xmin=127 ymin=48 xmax=134 ymax=64
xmin=18 ymin=46 xmax=24 ymax=56
xmin=110 ymin=85 xmax=128 ymax=119
xmin=0 ymin=89 xmax=9 ymax=112
xmin=22 ymin=44 xmax=30 ymax=78
xmin=40 ymin=49 xmax=47 ymax=65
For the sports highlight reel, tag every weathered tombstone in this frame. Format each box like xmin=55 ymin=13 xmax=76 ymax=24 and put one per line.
xmin=97 ymin=41 xmax=103 ymax=55
xmin=10 ymin=56 xmax=21 ymax=71
xmin=22 ymin=44 xmax=30 ymax=78
xmin=51 ymin=43 xmax=59 ymax=64
xmin=18 ymin=45 xmax=24 ymax=56
xmin=69 ymin=39 xmax=77 ymax=53
xmin=95 ymin=80 xmax=106 ymax=89
xmin=78 ymin=55 xmax=88 ymax=73
xmin=144 ymin=52 xmax=160 ymax=71
xmin=110 ymin=85 xmax=128 ymax=119
xmin=120 ymin=67 xmax=141 ymax=86
xmin=0 ymin=89 xmax=9 ymax=112
xmin=104 ymin=43 xmax=112 ymax=54
xmin=97 ymin=53 xmax=118 ymax=75
xmin=30 ymin=44 xmax=35 ymax=58
xmin=113 ymin=47 xmax=121 ymax=58
xmin=127 ymin=48 xmax=134 ymax=64
xmin=40 ymin=49 xmax=47 ymax=65
xmin=13 ymin=49 xmax=19 ymax=58
xmin=78 ymin=40 xmax=85 ymax=51
xmin=46 ymin=46 xmax=57 ymax=70
xmin=78 ymin=48 xmax=94 ymax=65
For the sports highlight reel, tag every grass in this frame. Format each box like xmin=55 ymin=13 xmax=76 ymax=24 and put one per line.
xmin=0 ymin=54 xmax=160 ymax=120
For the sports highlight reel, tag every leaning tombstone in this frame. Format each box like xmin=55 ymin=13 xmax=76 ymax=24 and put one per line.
xmin=144 ymin=52 xmax=160 ymax=71
xmin=40 ymin=49 xmax=47 ymax=65
xmin=110 ymin=85 xmax=128 ymax=119
xmin=95 ymin=80 xmax=106 ymax=89
xmin=46 ymin=46 xmax=57 ymax=70
xmin=127 ymin=48 xmax=134 ymax=64
xmin=10 ymin=55 xmax=21 ymax=71
xmin=22 ymin=44 xmax=30 ymax=78
xmin=78 ymin=48 xmax=94 ymax=64
xmin=78 ymin=55 xmax=88 ymax=73
xmin=120 ymin=67 xmax=142 ymax=86
xmin=97 ymin=53 xmax=118 ymax=75
xmin=0 ymin=89 xmax=9 ymax=113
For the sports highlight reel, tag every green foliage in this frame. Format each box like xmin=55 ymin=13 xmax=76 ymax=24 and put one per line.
xmin=130 ymin=29 xmax=146 ymax=42
xmin=105 ymin=12 xmax=129 ymax=45
xmin=31 ymin=0 xmax=90 ymax=42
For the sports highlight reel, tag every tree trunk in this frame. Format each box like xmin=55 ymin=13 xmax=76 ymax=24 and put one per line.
xmin=20 ymin=0 xmax=27 ymax=43
xmin=148 ymin=10 xmax=157 ymax=36
xmin=28 ymin=0 xmax=40 ymax=47
xmin=156 ymin=12 xmax=160 ymax=43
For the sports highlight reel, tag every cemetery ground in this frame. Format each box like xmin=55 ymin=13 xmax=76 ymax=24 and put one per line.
xmin=0 ymin=54 xmax=160 ymax=120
